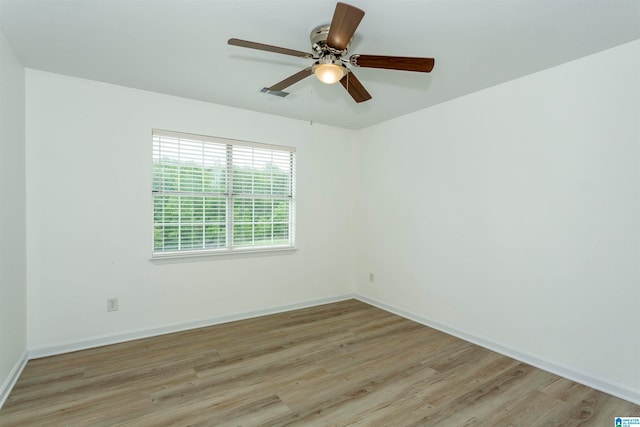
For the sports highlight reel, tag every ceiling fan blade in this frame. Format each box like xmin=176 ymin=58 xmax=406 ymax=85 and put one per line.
xmin=326 ymin=3 xmax=365 ymax=51
xmin=268 ymin=67 xmax=313 ymax=92
xmin=228 ymin=38 xmax=313 ymax=58
xmin=350 ymin=54 xmax=435 ymax=73
xmin=340 ymin=71 xmax=372 ymax=103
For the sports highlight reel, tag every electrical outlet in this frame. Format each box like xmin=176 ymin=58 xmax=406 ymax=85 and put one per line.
xmin=107 ymin=298 xmax=118 ymax=312
xmin=369 ymin=273 xmax=375 ymax=283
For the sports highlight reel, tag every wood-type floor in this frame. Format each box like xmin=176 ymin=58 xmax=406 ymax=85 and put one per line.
xmin=1 ymin=299 xmax=638 ymax=426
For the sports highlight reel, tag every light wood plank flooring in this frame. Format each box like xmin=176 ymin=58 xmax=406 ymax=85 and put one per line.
xmin=1 ymin=299 xmax=638 ymax=426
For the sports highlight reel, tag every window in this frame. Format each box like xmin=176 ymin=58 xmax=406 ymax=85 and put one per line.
xmin=152 ymin=129 xmax=295 ymax=257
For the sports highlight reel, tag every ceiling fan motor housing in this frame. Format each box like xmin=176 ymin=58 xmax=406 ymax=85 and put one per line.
xmin=310 ymin=25 xmax=351 ymax=56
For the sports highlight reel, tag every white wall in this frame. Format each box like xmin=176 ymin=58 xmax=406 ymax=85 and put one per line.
xmin=0 ymin=29 xmax=27 ymax=398
xmin=25 ymin=70 xmax=358 ymax=350
xmin=20 ymin=38 xmax=640 ymax=403
xmin=357 ymin=40 xmax=640 ymax=399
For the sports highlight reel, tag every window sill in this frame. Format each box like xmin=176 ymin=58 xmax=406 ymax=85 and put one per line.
xmin=149 ymin=247 xmax=298 ymax=263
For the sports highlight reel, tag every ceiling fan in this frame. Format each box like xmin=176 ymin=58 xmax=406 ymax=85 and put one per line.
xmin=228 ymin=2 xmax=435 ymax=103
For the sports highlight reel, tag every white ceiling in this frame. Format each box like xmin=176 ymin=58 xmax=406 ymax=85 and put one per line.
xmin=1 ymin=0 xmax=639 ymax=129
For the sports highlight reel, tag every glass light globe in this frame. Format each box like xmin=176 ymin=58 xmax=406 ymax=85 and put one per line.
xmin=313 ymin=63 xmax=346 ymax=84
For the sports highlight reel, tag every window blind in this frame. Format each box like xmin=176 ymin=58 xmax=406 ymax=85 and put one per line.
xmin=152 ymin=129 xmax=295 ymax=255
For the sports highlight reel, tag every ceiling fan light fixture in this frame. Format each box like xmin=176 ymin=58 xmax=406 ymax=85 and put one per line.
xmin=312 ymin=61 xmax=346 ymax=85
xmin=228 ymin=2 xmax=433 ymax=103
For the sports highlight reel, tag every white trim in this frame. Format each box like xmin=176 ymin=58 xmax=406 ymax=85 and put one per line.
xmin=355 ymin=294 xmax=640 ymax=405
xmin=0 ymin=349 xmax=28 ymax=409
xmin=28 ymin=294 xmax=355 ymax=359
xmin=150 ymin=246 xmax=298 ymax=263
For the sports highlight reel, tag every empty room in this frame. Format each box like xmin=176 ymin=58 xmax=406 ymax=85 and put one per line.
xmin=1 ymin=0 xmax=639 ymax=425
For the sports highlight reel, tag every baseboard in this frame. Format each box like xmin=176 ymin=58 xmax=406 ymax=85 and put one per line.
xmin=29 ymin=293 xmax=356 ymax=359
xmin=0 ymin=349 xmax=28 ymax=409
xmin=23 ymin=292 xmax=639 ymax=406
xmin=355 ymin=294 xmax=640 ymax=406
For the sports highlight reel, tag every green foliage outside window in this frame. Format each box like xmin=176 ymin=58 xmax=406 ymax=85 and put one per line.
xmin=153 ymin=154 xmax=294 ymax=253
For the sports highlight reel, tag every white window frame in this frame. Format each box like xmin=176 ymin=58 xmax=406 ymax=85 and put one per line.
xmin=152 ymin=129 xmax=296 ymax=259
